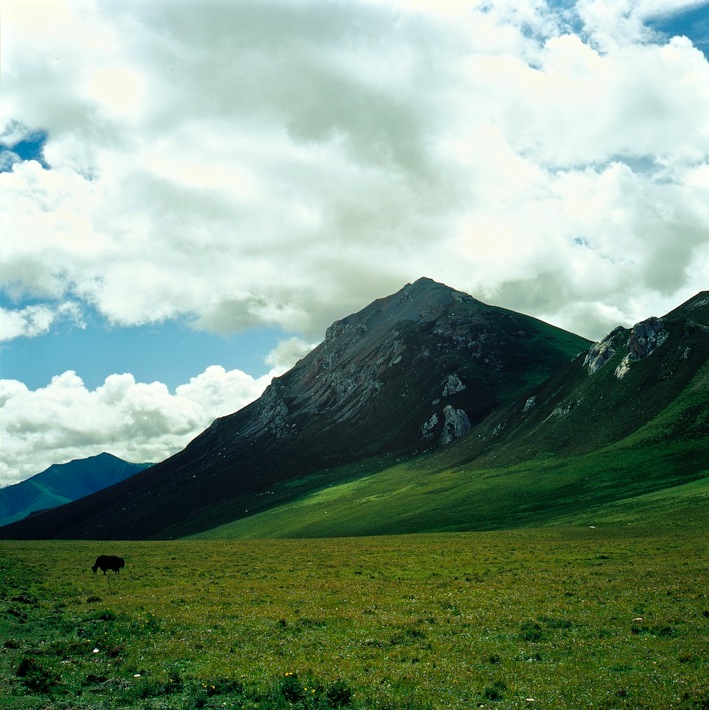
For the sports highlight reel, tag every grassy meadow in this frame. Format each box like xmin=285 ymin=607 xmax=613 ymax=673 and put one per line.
xmin=1 ymin=526 xmax=707 ymax=708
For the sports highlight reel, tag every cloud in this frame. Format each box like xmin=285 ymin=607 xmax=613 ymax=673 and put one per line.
xmin=635 ymin=0 xmax=709 ymax=20
xmin=0 ymin=304 xmax=55 ymax=341
xmin=2 ymin=0 xmax=709 ymax=486
xmin=0 ymin=302 xmax=83 ymax=341
xmin=1 ymin=1 xmax=708 ymax=336
xmin=265 ymin=336 xmax=321 ymax=374
xmin=0 ymin=369 xmax=258 ymax=488
xmin=0 ymin=333 xmax=316 ymax=485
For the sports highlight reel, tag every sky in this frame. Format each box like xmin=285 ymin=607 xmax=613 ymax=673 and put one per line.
xmin=2 ymin=0 xmax=709 ymax=486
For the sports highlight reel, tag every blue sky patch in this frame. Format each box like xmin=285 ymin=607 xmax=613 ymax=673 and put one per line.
xmin=0 ymin=305 xmax=293 ymax=391
xmin=0 ymin=130 xmax=50 ymax=171
xmin=646 ymin=2 xmax=709 ymax=56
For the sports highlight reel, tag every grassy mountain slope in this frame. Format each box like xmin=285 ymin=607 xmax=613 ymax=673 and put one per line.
xmin=190 ymin=295 xmax=709 ymax=539
xmin=189 ymin=440 xmax=708 ymax=539
xmin=0 ymin=453 xmax=152 ymax=527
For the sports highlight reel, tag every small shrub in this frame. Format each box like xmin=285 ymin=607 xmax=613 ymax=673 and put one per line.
xmin=277 ymin=673 xmax=305 ymax=703
xmin=136 ymin=676 xmax=172 ymax=700
xmin=651 ymin=625 xmax=677 ymax=638
xmin=16 ymin=656 xmax=61 ymax=694
xmin=206 ymin=677 xmax=244 ymax=696
xmin=164 ymin=666 xmax=184 ymax=695
xmin=327 ymin=679 xmax=353 ymax=707
xmin=483 ymin=680 xmax=507 ymax=701
xmin=6 ymin=607 xmax=28 ymax=621
xmin=390 ymin=627 xmax=427 ymax=646
xmin=11 ymin=593 xmax=38 ymax=605
xmin=88 ymin=609 xmax=117 ymax=622
xmin=519 ymin=621 xmax=544 ymax=642
xmin=538 ymin=616 xmax=573 ymax=630
xmin=83 ymin=673 xmax=108 ymax=686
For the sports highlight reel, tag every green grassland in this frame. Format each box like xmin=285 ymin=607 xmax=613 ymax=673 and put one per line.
xmin=186 ymin=436 xmax=709 ymax=539
xmin=1 ymin=526 xmax=707 ymax=709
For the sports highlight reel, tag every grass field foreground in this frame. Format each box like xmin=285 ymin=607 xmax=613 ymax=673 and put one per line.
xmin=1 ymin=527 xmax=707 ymax=708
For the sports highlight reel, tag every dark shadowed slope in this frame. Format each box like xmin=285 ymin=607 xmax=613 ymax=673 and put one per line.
xmin=0 ymin=278 xmax=589 ymax=540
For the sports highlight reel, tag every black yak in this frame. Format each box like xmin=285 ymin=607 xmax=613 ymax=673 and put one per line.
xmin=92 ymin=555 xmax=125 ymax=575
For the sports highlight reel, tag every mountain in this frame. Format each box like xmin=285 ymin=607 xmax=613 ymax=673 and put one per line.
xmin=0 ymin=278 xmax=590 ymax=540
xmin=189 ymin=291 xmax=709 ymax=538
xmin=0 ymin=453 xmax=152 ymax=527
xmin=462 ymin=290 xmax=709 ymax=465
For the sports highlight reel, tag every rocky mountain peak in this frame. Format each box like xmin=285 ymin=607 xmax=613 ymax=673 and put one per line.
xmin=242 ymin=278 xmax=588 ymax=462
xmin=323 ymin=278 xmax=476 ymax=344
xmin=0 ymin=279 xmax=591 ymax=539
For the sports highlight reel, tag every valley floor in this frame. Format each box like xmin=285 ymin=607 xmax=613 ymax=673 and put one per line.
xmin=0 ymin=526 xmax=707 ymax=708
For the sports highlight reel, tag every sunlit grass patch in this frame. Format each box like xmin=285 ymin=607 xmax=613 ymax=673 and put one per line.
xmin=0 ymin=527 xmax=707 ymax=708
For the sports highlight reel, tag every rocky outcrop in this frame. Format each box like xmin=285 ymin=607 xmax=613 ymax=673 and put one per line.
xmin=439 ymin=405 xmax=471 ymax=445
xmin=584 ymin=318 xmax=669 ymax=380
xmin=584 ymin=327 xmax=625 ymax=374
xmin=420 ymin=413 xmax=439 ymax=440
xmin=615 ymin=317 xmax=668 ymax=379
xmin=442 ymin=374 xmax=466 ymax=397
xmin=256 ymin=385 xmax=290 ymax=439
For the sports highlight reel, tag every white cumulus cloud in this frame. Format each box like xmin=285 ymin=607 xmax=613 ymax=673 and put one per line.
xmin=0 ymin=302 xmax=83 ymax=341
xmin=2 ymin=0 xmax=709 ymax=483
xmin=0 ymin=366 xmax=264 ymax=487
xmin=2 ymin=0 xmax=708 ymax=343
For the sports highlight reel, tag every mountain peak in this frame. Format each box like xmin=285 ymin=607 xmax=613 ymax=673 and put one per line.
xmin=324 ymin=277 xmax=476 ymax=344
xmin=0 ymin=280 xmax=590 ymax=539
xmin=0 ymin=454 xmax=151 ymax=528
xmin=663 ymin=291 xmax=709 ymax=325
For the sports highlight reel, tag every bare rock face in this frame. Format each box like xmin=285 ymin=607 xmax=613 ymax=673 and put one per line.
xmin=257 ymin=386 xmax=290 ymax=439
xmin=443 ymin=374 xmax=466 ymax=397
xmin=584 ymin=318 xmax=669 ymax=380
xmin=420 ymin=413 xmax=439 ymax=440
xmin=439 ymin=405 xmax=472 ymax=445
xmin=615 ymin=318 xmax=668 ymax=379
xmin=419 ymin=375 xmax=469 ymax=443
xmin=626 ymin=317 xmax=668 ymax=359
xmin=584 ymin=327 xmax=625 ymax=374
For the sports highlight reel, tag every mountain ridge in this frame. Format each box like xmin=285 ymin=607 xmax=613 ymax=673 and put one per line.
xmin=1 ymin=282 xmax=706 ymax=540
xmin=0 ymin=452 xmax=152 ymax=527
xmin=191 ymin=290 xmax=709 ymax=539
xmin=0 ymin=278 xmax=591 ymax=539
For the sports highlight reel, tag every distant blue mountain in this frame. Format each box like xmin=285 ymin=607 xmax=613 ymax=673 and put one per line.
xmin=0 ymin=453 xmax=152 ymax=527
